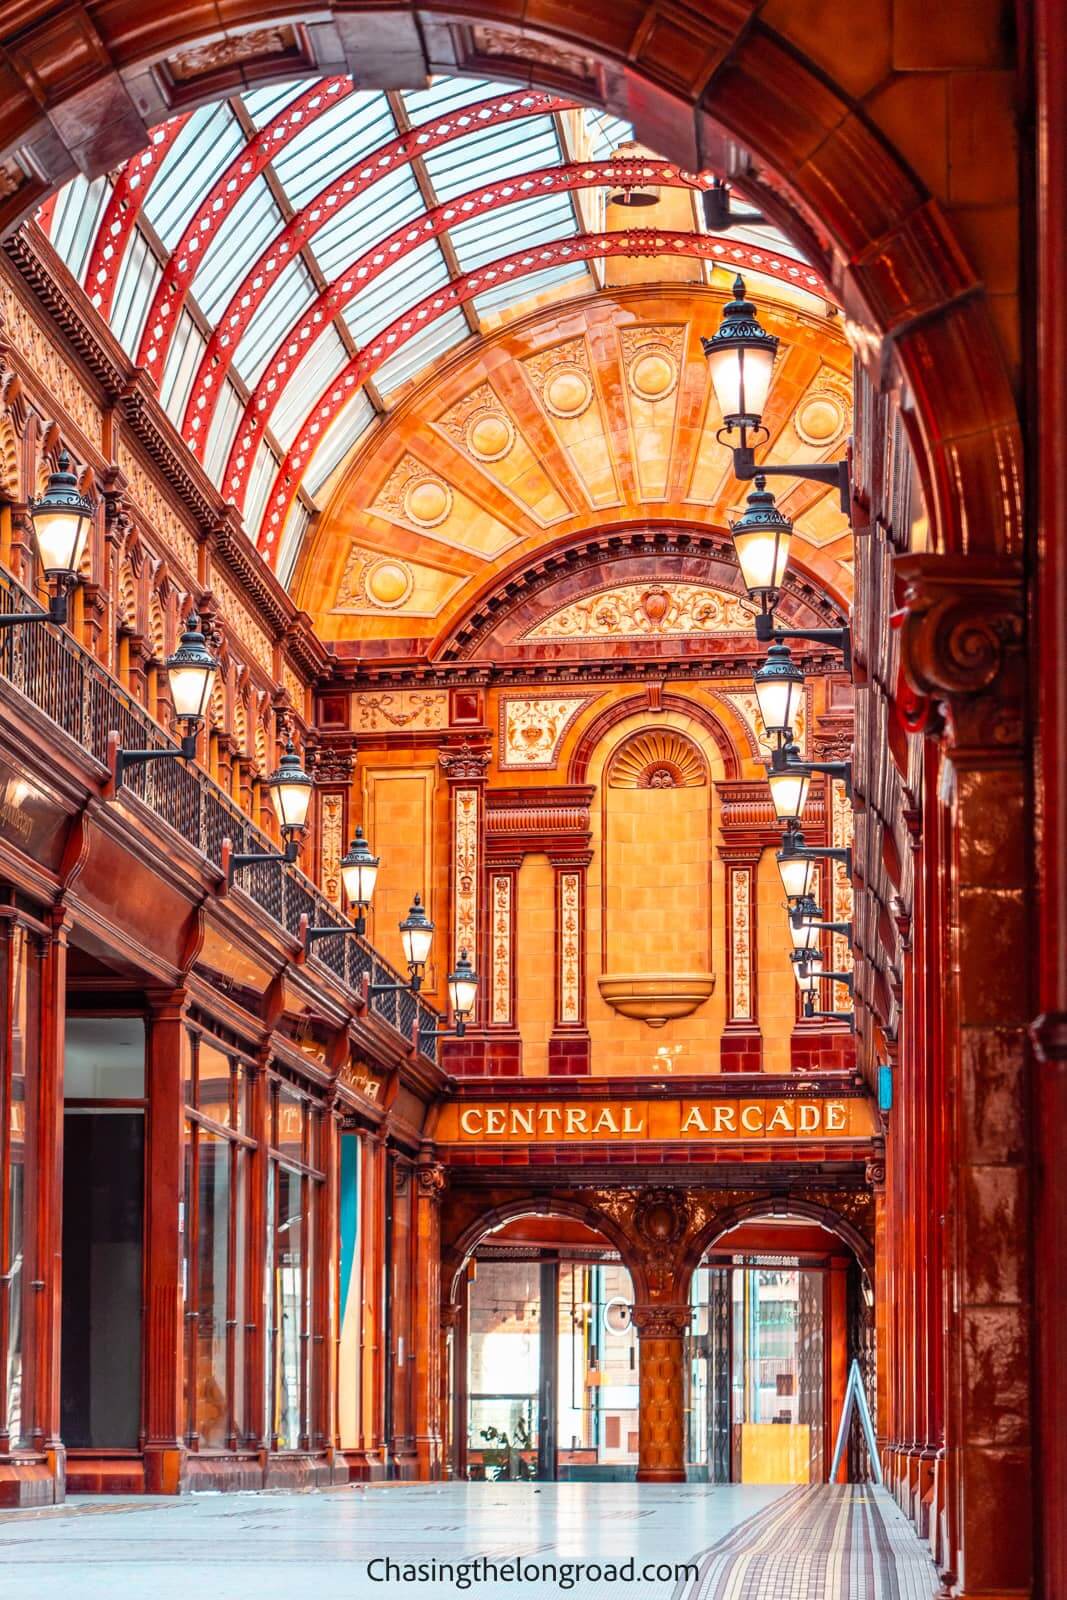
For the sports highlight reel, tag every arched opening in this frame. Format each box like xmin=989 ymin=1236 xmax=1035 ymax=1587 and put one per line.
xmin=683 ymin=1204 xmax=873 ymax=1489
xmin=446 ymin=1204 xmax=639 ymax=1483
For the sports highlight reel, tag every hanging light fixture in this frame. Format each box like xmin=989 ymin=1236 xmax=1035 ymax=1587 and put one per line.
xmin=267 ymin=739 xmax=313 ymax=838
xmin=338 ymin=829 xmax=379 ymax=932
xmin=224 ymin=735 xmax=313 ymax=882
xmin=165 ymin=614 xmax=219 ymax=727
xmin=754 ymin=640 xmax=804 ymax=745
xmin=789 ymin=895 xmax=853 ymax=948
xmin=1 ymin=451 xmax=94 ymax=627
xmin=300 ymin=826 xmax=381 ymax=954
xmin=107 ymin=613 xmax=220 ymax=790
xmin=767 ymin=737 xmax=852 ymax=827
xmin=777 ymin=839 xmax=817 ymax=903
xmin=791 ymin=950 xmax=823 ymax=992
xmin=728 ymin=476 xmax=794 ymax=613
xmin=768 ymin=741 xmax=812 ymax=826
xmin=703 ymin=275 xmax=851 ymax=516
xmin=606 ymin=140 xmax=660 ymax=206
xmin=399 ymin=893 xmax=434 ymax=983
xmin=446 ymin=949 xmax=480 ymax=1037
xmin=702 ymin=274 xmax=779 ymax=435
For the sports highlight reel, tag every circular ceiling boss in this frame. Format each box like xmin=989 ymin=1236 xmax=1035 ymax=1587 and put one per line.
xmin=363 ymin=557 xmax=414 ymax=608
xmin=403 ymin=475 xmax=453 ymax=527
xmin=794 ymin=390 xmax=848 ymax=448
xmin=466 ymin=410 xmax=515 ymax=462
xmin=543 ymin=364 xmax=593 ymax=418
xmin=629 ymin=347 xmax=678 ymax=401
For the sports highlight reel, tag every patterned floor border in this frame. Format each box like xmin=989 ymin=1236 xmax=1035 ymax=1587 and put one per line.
xmin=674 ymin=1484 xmax=940 ymax=1600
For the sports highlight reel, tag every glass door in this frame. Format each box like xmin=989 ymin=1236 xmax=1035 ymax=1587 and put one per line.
xmin=689 ymin=1261 xmax=826 ymax=1484
xmin=467 ymin=1260 xmax=542 ymax=1479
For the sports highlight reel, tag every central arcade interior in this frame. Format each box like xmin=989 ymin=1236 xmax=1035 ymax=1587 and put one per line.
xmin=0 ymin=37 xmax=930 ymax=1534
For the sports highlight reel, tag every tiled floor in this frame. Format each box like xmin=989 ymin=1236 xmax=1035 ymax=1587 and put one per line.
xmin=0 ymin=1482 xmax=939 ymax=1599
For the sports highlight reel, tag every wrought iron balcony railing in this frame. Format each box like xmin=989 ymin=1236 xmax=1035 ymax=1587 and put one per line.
xmin=0 ymin=569 xmax=439 ymax=1062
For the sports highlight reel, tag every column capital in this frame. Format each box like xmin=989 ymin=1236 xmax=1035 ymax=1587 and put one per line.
xmin=438 ymin=739 xmax=491 ymax=783
xmin=416 ymin=1162 xmax=447 ymax=1202
xmin=630 ymin=1303 xmax=693 ymax=1337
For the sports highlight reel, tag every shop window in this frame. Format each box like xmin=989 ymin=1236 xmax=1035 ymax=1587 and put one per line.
xmin=1 ymin=927 xmax=38 ymax=1451
xmin=61 ymin=1015 xmax=146 ymax=1450
xmin=183 ymin=1034 xmax=254 ymax=1452
xmin=267 ymin=1081 xmax=323 ymax=1453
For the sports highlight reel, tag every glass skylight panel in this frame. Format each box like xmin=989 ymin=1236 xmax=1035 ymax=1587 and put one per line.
xmin=269 ymin=326 xmax=348 ymax=451
xmin=244 ymin=439 xmax=281 ymax=533
xmin=310 ymin=163 xmax=426 ymax=282
xmin=230 ymin=255 xmax=318 ymax=387
xmin=158 ymin=310 xmax=207 ymax=427
xmin=374 ymin=306 xmax=471 ymax=398
xmin=303 ymin=389 xmax=377 ymax=497
xmin=189 ymin=176 xmax=283 ymax=322
xmin=276 ymin=501 xmax=311 ymax=589
xmin=50 ymin=175 xmax=110 ymax=282
xmin=422 ymin=116 xmax=561 ymax=202
xmin=202 ymin=378 xmax=243 ymax=484
xmin=271 ymin=90 xmax=396 ymax=210
xmin=110 ymin=228 xmax=162 ymax=355
xmin=340 ymin=237 xmax=451 ymax=348
xmin=241 ymin=78 xmax=314 ymax=129
xmin=584 ymin=108 xmax=633 ymax=159
xmin=144 ymin=102 xmax=243 ymax=250
xmin=473 ymin=259 xmax=591 ymax=318
xmin=448 ymin=192 xmax=578 ymax=274
xmin=401 ymin=76 xmax=515 ymax=126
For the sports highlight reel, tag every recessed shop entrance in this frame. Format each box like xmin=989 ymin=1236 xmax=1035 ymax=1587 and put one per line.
xmin=458 ymin=1219 xmax=638 ymax=1482
xmin=686 ymin=1219 xmax=871 ymax=1485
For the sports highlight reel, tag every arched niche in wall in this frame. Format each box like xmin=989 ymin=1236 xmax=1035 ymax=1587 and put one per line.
xmin=591 ymin=710 xmax=727 ymax=1032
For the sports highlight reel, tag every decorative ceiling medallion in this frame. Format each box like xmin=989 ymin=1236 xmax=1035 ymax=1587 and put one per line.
xmin=620 ymin=325 xmax=686 ymax=403
xmin=795 ymin=387 xmax=849 ymax=448
xmin=468 ymin=24 xmax=600 ymax=91
xmin=499 ymin=693 xmax=595 ymax=770
xmin=543 ymin=364 xmax=593 ymax=418
xmin=363 ymin=557 xmax=415 ymax=609
xmin=522 ymin=582 xmax=755 ymax=641
xmin=608 ymin=730 xmax=707 ymax=788
xmin=466 ymin=410 xmax=515 ymax=462
xmin=403 ymin=475 xmax=453 ymax=527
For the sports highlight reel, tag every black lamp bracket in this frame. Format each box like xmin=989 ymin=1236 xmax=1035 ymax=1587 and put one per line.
xmin=781 ymin=834 xmax=853 ymax=881
xmin=771 ymin=745 xmax=853 ymax=801
xmin=792 ymin=916 xmax=854 ymax=940
xmin=0 ymin=589 xmax=70 ymax=628
xmin=221 ymin=835 xmax=298 ymax=887
xmin=802 ymin=997 xmax=856 ymax=1031
xmin=754 ymin=608 xmax=852 ymax=671
xmin=729 ymin=436 xmax=850 ymax=517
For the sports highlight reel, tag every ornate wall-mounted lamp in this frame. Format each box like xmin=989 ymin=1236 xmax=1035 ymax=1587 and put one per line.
xmin=107 ymin=614 xmax=219 ymax=787
xmin=703 ymin=275 xmax=850 ymax=516
xmin=222 ymin=739 xmax=313 ymax=882
xmin=0 ymin=453 xmax=93 ymax=626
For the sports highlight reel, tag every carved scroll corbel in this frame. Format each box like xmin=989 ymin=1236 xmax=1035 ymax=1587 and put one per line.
xmin=895 ymin=554 xmax=1024 ymax=747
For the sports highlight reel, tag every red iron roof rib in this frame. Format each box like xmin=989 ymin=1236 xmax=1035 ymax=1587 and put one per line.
xmin=181 ymin=89 xmax=575 ymax=458
xmin=83 ymin=114 xmax=194 ymax=318
xmin=135 ymin=76 xmax=354 ymax=382
xmin=255 ymin=229 xmax=832 ymax=560
xmin=223 ymin=159 xmax=713 ymax=501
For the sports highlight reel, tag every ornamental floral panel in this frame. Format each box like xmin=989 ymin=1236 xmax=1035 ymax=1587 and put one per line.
xmin=522 ymin=582 xmax=755 ymax=640
xmin=453 ymin=787 xmax=479 ymax=964
xmin=1 ymin=281 xmax=103 ymax=447
xmin=116 ymin=442 xmax=200 ymax=579
xmin=354 ymin=691 xmax=449 ymax=732
xmin=499 ymin=693 xmax=595 ymax=769
xmin=320 ymin=791 xmax=345 ymax=907
xmin=831 ymin=779 xmax=855 ymax=1012
xmin=730 ymin=867 xmax=753 ymax=1022
xmin=558 ymin=870 xmax=581 ymax=1025
xmin=490 ymin=873 xmax=513 ymax=1026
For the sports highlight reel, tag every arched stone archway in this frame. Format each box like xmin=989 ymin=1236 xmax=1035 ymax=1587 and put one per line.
xmin=443 ymin=1193 xmax=646 ymax=1304
xmin=678 ymin=1194 xmax=874 ymax=1288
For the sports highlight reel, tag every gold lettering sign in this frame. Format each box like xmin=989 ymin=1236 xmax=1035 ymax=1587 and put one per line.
xmin=438 ymin=1097 xmax=875 ymax=1143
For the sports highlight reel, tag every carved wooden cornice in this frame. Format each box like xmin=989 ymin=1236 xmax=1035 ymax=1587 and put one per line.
xmin=896 ymin=553 xmax=1024 ymax=749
